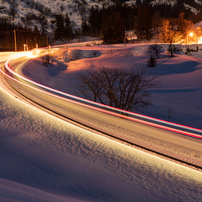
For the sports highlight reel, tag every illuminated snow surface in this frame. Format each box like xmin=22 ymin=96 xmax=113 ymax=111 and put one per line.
xmin=22 ymin=43 xmax=202 ymax=129
xmin=0 ymin=44 xmax=202 ymax=201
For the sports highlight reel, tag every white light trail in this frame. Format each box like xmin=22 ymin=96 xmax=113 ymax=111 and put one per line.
xmin=2 ymin=56 xmax=202 ymax=139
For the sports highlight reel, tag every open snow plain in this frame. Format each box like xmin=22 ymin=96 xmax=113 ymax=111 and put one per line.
xmin=0 ymin=44 xmax=202 ymax=201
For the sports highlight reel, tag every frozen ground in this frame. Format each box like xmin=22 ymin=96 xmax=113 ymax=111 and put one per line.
xmin=22 ymin=43 xmax=202 ymax=129
xmin=1 ymin=44 xmax=202 ymax=201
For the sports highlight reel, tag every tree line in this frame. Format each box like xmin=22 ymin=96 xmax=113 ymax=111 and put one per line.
xmin=0 ymin=17 xmax=47 ymax=51
xmin=0 ymin=1 xmax=201 ymax=50
xmin=83 ymin=3 xmax=202 ymax=43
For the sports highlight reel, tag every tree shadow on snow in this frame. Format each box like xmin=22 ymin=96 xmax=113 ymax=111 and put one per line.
xmin=153 ymin=61 xmax=200 ymax=76
xmin=47 ymin=61 xmax=67 ymax=77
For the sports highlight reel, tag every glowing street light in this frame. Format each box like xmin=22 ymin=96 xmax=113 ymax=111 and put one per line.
xmin=187 ymin=32 xmax=194 ymax=44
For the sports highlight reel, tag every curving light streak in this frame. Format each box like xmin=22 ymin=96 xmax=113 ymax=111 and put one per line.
xmin=3 ymin=56 xmax=202 ymax=139
xmin=1 ymin=65 xmax=202 ymax=140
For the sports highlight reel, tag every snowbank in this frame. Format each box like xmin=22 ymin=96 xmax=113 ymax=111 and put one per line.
xmin=0 ymin=80 xmax=202 ymax=201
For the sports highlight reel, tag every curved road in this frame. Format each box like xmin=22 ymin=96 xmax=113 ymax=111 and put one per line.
xmin=1 ymin=52 xmax=202 ymax=169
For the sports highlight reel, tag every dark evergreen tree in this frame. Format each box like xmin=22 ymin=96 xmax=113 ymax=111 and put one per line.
xmin=81 ymin=20 xmax=89 ymax=35
xmin=9 ymin=6 xmax=17 ymax=21
xmin=88 ymin=6 xmax=101 ymax=36
xmin=100 ymin=10 xmax=125 ymax=44
xmin=88 ymin=4 xmax=137 ymax=38
xmin=64 ymin=13 xmax=73 ymax=40
xmin=152 ymin=10 xmax=161 ymax=39
xmin=117 ymin=4 xmax=136 ymax=30
xmin=54 ymin=14 xmax=65 ymax=40
xmin=134 ymin=4 xmax=153 ymax=40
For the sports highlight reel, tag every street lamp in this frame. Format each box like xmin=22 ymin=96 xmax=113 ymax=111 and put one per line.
xmin=187 ymin=32 xmax=194 ymax=44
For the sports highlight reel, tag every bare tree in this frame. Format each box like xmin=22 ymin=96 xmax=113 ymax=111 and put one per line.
xmin=148 ymin=44 xmax=164 ymax=59
xmin=78 ymin=67 xmax=159 ymax=111
xmin=147 ymin=44 xmax=164 ymax=67
xmin=41 ymin=50 xmax=55 ymax=66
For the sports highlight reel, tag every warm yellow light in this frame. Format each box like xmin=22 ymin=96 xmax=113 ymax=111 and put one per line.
xmin=189 ymin=32 xmax=194 ymax=37
xmin=198 ymin=37 xmax=202 ymax=44
xmin=23 ymin=51 xmax=38 ymax=58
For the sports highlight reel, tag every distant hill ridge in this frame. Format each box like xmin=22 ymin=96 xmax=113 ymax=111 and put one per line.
xmin=0 ymin=0 xmax=201 ymax=32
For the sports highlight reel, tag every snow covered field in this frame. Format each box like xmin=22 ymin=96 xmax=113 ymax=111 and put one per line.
xmin=22 ymin=43 xmax=202 ymax=129
xmin=0 ymin=44 xmax=202 ymax=201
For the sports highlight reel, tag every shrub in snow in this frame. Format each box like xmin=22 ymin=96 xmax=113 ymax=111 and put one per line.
xmin=41 ymin=51 xmax=55 ymax=66
xmin=147 ymin=56 xmax=156 ymax=67
xmin=148 ymin=44 xmax=163 ymax=59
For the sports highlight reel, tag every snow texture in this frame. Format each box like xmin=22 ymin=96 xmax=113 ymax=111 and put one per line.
xmin=0 ymin=44 xmax=202 ymax=201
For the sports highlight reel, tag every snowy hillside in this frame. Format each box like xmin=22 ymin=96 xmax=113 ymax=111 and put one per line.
xmin=0 ymin=0 xmax=201 ymax=33
xmin=149 ymin=0 xmax=202 ymax=15
xmin=150 ymin=0 xmax=202 ymax=6
xmin=0 ymin=0 xmax=115 ymax=31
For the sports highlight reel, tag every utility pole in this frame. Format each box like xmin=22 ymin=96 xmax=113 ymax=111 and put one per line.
xmin=35 ymin=36 xmax=36 ymax=47
xmin=124 ymin=27 xmax=126 ymax=47
xmin=46 ymin=38 xmax=49 ymax=47
xmin=14 ymin=29 xmax=17 ymax=51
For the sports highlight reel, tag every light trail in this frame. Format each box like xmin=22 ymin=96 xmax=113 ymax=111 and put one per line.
xmin=2 ymin=55 xmax=202 ymax=140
